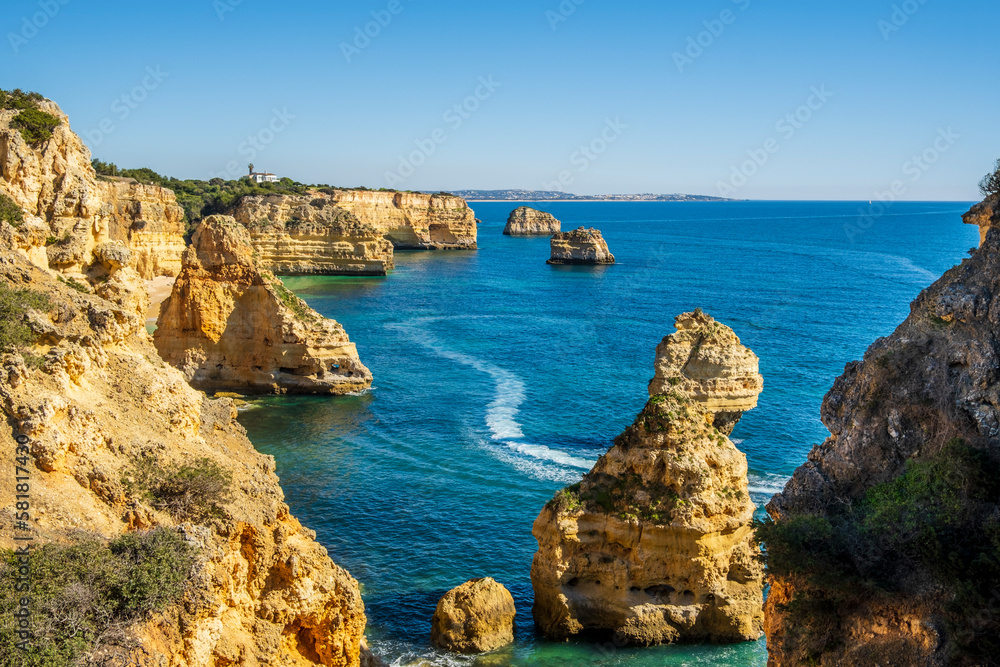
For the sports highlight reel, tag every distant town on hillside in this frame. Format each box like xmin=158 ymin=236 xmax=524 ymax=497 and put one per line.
xmin=452 ymin=189 xmax=738 ymax=202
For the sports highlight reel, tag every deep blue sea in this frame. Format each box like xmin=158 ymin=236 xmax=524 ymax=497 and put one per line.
xmin=238 ymin=201 xmax=978 ymax=666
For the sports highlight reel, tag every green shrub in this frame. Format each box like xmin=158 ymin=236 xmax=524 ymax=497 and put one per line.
xmin=0 ymin=282 xmax=50 ymax=360
xmin=0 ymin=529 xmax=195 ymax=666
xmin=0 ymin=88 xmax=44 ymax=112
xmin=0 ymin=193 xmax=24 ymax=228
xmin=56 ymin=275 xmax=90 ymax=294
xmin=755 ymin=439 xmax=1000 ymax=662
xmin=981 ymin=158 xmax=1000 ymax=200
xmin=124 ymin=457 xmax=232 ymax=522
xmin=11 ymin=108 xmax=61 ymax=145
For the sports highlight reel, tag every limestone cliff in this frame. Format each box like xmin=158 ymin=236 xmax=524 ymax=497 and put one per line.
xmin=0 ymin=240 xmax=369 ymax=665
xmin=329 ymin=190 xmax=477 ymax=250
xmin=531 ymin=311 xmax=764 ymax=646
xmin=231 ymin=195 xmax=394 ymax=276
xmin=504 ymin=207 xmax=561 ymax=236
xmin=764 ymin=207 xmax=1000 ymax=666
xmin=0 ymin=101 xmax=186 ymax=279
xmin=154 ymin=216 xmax=372 ymax=395
xmin=547 ymin=227 xmax=615 ymax=265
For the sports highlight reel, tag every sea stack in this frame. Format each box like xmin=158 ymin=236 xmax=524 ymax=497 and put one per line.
xmin=431 ymin=578 xmax=517 ymax=654
xmin=547 ymin=227 xmax=615 ymax=265
xmin=504 ymin=206 xmax=561 ymax=236
xmin=154 ymin=215 xmax=372 ymax=395
xmin=531 ymin=310 xmax=764 ymax=645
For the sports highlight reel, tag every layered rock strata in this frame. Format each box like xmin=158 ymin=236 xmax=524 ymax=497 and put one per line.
xmin=231 ymin=195 xmax=394 ymax=276
xmin=0 ymin=102 xmax=186 ymax=279
xmin=328 ymin=189 xmax=477 ymax=250
xmin=531 ymin=312 xmax=764 ymax=645
xmin=430 ymin=578 xmax=517 ymax=654
xmin=547 ymin=227 xmax=615 ymax=265
xmin=504 ymin=207 xmax=561 ymax=236
xmin=764 ymin=207 xmax=1000 ymax=665
xmin=154 ymin=216 xmax=372 ymax=395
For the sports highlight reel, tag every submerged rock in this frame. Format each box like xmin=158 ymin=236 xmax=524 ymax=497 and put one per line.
xmin=504 ymin=207 xmax=561 ymax=236
xmin=431 ymin=578 xmax=516 ymax=654
xmin=546 ymin=227 xmax=615 ymax=265
xmin=531 ymin=312 xmax=764 ymax=646
xmin=154 ymin=215 xmax=372 ymax=395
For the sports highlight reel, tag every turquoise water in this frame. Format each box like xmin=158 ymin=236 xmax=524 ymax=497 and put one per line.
xmin=238 ymin=201 xmax=978 ymax=666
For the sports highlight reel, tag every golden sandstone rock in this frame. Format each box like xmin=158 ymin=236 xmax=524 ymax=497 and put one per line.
xmin=962 ymin=196 xmax=999 ymax=244
xmin=648 ymin=310 xmax=764 ymax=435
xmin=531 ymin=312 xmax=764 ymax=646
xmin=330 ymin=189 xmax=478 ymax=250
xmin=232 ymin=195 xmax=395 ymax=276
xmin=0 ymin=241 xmax=369 ymax=667
xmin=0 ymin=101 xmax=186 ymax=279
xmin=546 ymin=227 xmax=615 ymax=265
xmin=431 ymin=578 xmax=517 ymax=654
xmin=504 ymin=206 xmax=561 ymax=236
xmin=154 ymin=216 xmax=372 ymax=395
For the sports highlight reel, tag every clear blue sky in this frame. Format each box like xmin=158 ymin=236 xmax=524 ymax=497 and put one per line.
xmin=4 ymin=0 xmax=998 ymax=199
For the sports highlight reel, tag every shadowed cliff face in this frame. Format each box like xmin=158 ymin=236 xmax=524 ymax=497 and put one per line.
xmin=531 ymin=312 xmax=764 ymax=647
xmin=154 ymin=216 xmax=372 ymax=395
xmin=765 ymin=206 xmax=1000 ymax=666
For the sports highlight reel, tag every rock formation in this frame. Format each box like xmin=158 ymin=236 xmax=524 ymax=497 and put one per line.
xmin=648 ymin=311 xmax=764 ymax=435
xmin=0 ymin=101 xmax=186 ymax=279
xmin=231 ymin=195 xmax=394 ymax=276
xmin=764 ymin=203 xmax=1000 ymax=666
xmin=330 ymin=189 xmax=477 ymax=250
xmin=531 ymin=311 xmax=764 ymax=646
xmin=962 ymin=196 xmax=999 ymax=244
xmin=430 ymin=578 xmax=516 ymax=654
xmin=547 ymin=227 xmax=615 ymax=265
xmin=504 ymin=207 xmax=561 ymax=236
xmin=0 ymin=234 xmax=370 ymax=666
xmin=154 ymin=216 xmax=372 ymax=395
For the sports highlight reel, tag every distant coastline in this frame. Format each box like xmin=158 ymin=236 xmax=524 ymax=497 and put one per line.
xmin=453 ymin=189 xmax=738 ymax=202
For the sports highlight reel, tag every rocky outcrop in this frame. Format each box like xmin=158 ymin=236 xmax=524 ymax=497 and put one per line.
xmin=430 ymin=578 xmax=516 ymax=654
xmin=962 ymin=196 xmax=999 ymax=245
xmin=0 ymin=102 xmax=186 ymax=279
xmin=648 ymin=310 xmax=764 ymax=435
xmin=154 ymin=216 xmax=372 ymax=395
xmin=0 ymin=240 xmax=369 ymax=665
xmin=547 ymin=227 xmax=615 ymax=265
xmin=231 ymin=195 xmax=394 ymax=276
xmin=330 ymin=190 xmax=477 ymax=250
xmin=504 ymin=207 xmax=561 ymax=236
xmin=531 ymin=312 xmax=764 ymax=646
xmin=765 ymin=209 xmax=1000 ymax=666
xmin=99 ymin=179 xmax=187 ymax=279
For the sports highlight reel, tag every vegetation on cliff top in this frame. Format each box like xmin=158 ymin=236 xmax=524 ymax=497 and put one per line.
xmin=756 ymin=439 xmax=1000 ymax=664
xmin=0 ymin=192 xmax=25 ymax=228
xmin=1 ymin=88 xmax=61 ymax=145
xmin=981 ymin=158 xmax=1000 ymax=200
xmin=0 ymin=529 xmax=195 ymax=666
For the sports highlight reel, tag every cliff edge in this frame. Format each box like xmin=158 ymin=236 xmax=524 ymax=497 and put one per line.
xmin=764 ymin=205 xmax=1000 ymax=666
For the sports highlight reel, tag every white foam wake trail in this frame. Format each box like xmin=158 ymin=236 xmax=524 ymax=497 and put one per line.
xmin=389 ymin=319 xmax=592 ymax=481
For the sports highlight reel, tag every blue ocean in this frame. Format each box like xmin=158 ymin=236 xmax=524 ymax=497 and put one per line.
xmin=238 ymin=201 xmax=978 ymax=666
